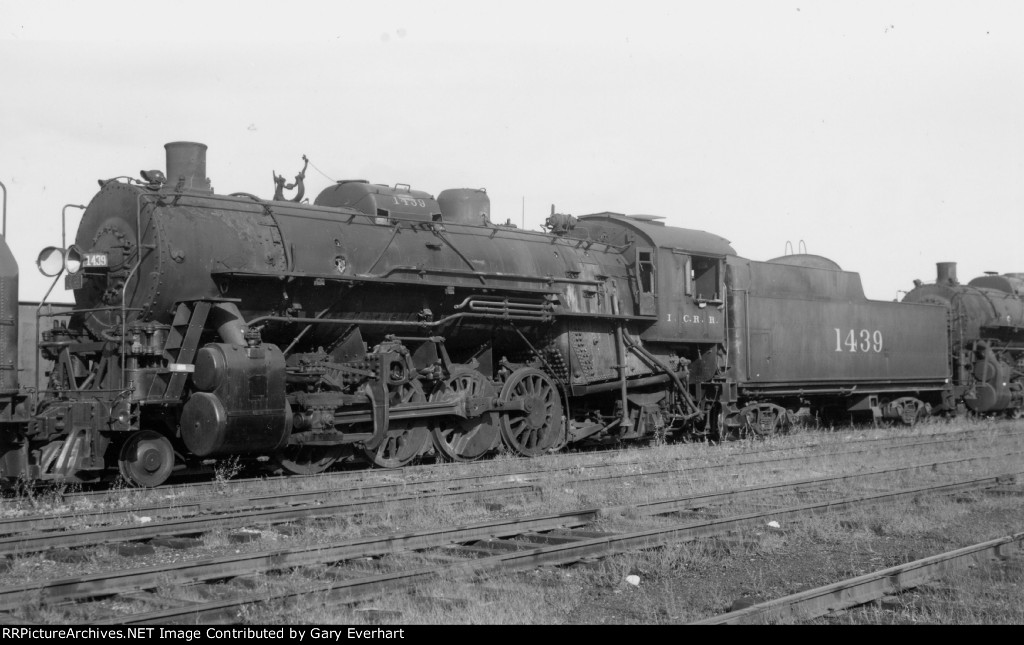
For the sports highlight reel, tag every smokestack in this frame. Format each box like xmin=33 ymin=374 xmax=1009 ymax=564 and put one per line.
xmin=936 ymin=262 xmax=958 ymax=285
xmin=165 ymin=141 xmax=212 ymax=193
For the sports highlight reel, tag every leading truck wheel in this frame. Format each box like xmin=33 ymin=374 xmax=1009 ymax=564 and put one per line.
xmin=498 ymin=368 xmax=564 ymax=457
xmin=118 ymin=430 xmax=175 ymax=487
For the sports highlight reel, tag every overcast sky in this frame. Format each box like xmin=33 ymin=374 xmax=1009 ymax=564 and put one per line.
xmin=1 ymin=1 xmax=1021 ymax=303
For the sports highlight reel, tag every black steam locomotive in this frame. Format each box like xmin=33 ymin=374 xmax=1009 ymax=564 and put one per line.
xmin=0 ymin=142 xmax=1020 ymax=487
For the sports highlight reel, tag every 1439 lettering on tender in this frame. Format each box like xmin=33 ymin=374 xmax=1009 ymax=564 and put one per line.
xmin=834 ymin=328 xmax=883 ymax=353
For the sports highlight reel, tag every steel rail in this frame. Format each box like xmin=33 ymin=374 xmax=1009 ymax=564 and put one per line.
xmin=103 ymin=470 xmax=1023 ymax=625
xmin=2 ymin=432 xmax=1019 ymax=547
xmin=168 ymin=423 xmax=1024 ymax=493
xmin=0 ymin=483 xmax=539 ymax=557
xmin=1 ymin=431 xmax=1020 ymax=543
xmin=28 ymin=422 xmax=1022 ymax=510
xmin=0 ymin=508 xmax=601 ymax=613
xmin=31 ymin=422 xmax=1018 ymax=503
xmin=690 ymin=530 xmax=1024 ymax=624
xmin=0 ymin=462 xmax=1017 ymax=616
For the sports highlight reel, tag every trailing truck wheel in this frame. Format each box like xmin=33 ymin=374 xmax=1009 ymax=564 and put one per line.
xmin=118 ymin=430 xmax=175 ymax=487
xmin=498 ymin=368 xmax=564 ymax=457
xmin=430 ymin=367 xmax=500 ymax=461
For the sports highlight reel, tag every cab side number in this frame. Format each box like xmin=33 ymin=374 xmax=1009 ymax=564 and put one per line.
xmin=834 ymin=328 xmax=883 ymax=353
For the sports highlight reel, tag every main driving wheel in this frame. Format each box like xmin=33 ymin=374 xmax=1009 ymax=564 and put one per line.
xmin=430 ymin=367 xmax=500 ymax=462
xmin=118 ymin=430 xmax=176 ymax=487
xmin=498 ymin=367 xmax=564 ymax=457
xmin=362 ymin=381 xmax=431 ymax=468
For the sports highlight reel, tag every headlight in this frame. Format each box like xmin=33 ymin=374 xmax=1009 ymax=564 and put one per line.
xmin=65 ymin=245 xmax=83 ymax=275
xmin=36 ymin=246 xmax=65 ymax=277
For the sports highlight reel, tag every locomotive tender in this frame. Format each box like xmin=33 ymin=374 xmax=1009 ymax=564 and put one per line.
xmin=0 ymin=142 xmax=1019 ymax=487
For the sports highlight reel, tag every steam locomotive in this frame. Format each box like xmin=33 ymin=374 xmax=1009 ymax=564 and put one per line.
xmin=0 ymin=142 xmax=1020 ymax=487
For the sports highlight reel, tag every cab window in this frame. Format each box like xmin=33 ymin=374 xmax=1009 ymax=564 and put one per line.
xmin=638 ymin=250 xmax=655 ymax=294
xmin=691 ymin=256 xmax=720 ymax=302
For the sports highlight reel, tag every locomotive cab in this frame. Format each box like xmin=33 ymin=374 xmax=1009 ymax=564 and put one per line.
xmin=573 ymin=212 xmax=733 ymax=345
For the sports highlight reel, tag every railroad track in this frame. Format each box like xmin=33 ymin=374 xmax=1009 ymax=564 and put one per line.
xmin=692 ymin=530 xmax=1024 ymax=624
xmin=101 ymin=470 xmax=1024 ymax=625
xmin=11 ymin=422 xmax=1015 ymax=508
xmin=4 ymin=425 xmax=1016 ymax=540
xmin=1 ymin=436 xmax=1019 ymax=556
xmin=1 ymin=452 xmax=1018 ymax=624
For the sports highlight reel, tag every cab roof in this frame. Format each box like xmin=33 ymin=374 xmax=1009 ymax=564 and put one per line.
xmin=578 ymin=212 xmax=736 ymax=257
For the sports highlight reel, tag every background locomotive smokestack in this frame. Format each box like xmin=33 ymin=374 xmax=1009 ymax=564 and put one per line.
xmin=165 ymin=141 xmax=212 ymax=193
xmin=936 ymin=261 xmax=958 ymax=285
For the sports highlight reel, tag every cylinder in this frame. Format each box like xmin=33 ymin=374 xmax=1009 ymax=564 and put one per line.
xmin=936 ymin=262 xmax=958 ymax=285
xmin=165 ymin=141 xmax=211 ymax=193
xmin=179 ymin=342 xmax=288 ymax=456
xmin=192 ymin=345 xmax=227 ymax=392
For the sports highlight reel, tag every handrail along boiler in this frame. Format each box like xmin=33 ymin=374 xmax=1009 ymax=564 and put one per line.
xmin=0 ymin=142 xmax=1019 ymax=487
